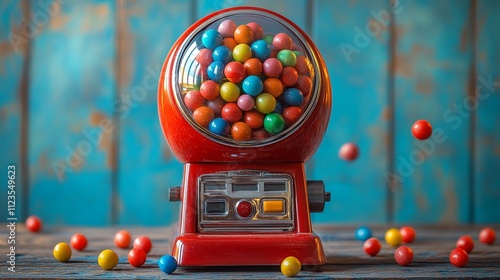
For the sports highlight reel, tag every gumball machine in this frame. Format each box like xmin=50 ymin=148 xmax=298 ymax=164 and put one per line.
xmin=158 ymin=6 xmax=331 ymax=267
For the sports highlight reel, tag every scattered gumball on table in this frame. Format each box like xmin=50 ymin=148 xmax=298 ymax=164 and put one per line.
xmin=53 ymin=242 xmax=72 ymax=262
xmin=339 ymin=142 xmax=359 ymax=161
xmin=128 ymin=248 xmax=147 ymax=268
xmin=456 ymin=235 xmax=474 ymax=254
xmin=479 ymin=227 xmax=496 ymax=245
xmin=26 ymin=215 xmax=42 ymax=232
xmin=70 ymin=233 xmax=88 ymax=251
xmin=158 ymin=254 xmax=178 ymax=274
xmin=385 ymin=228 xmax=403 ymax=247
xmin=400 ymin=226 xmax=416 ymax=243
xmin=363 ymin=237 xmax=382 ymax=257
xmin=133 ymin=235 xmax=152 ymax=254
xmin=411 ymin=120 xmax=433 ymax=140
xmin=281 ymin=256 xmax=301 ymax=277
xmin=394 ymin=246 xmax=414 ymax=266
xmin=355 ymin=226 xmax=373 ymax=241
xmin=114 ymin=230 xmax=132 ymax=249
xmin=98 ymin=249 xmax=119 ymax=270
xmin=449 ymin=247 xmax=469 ymax=267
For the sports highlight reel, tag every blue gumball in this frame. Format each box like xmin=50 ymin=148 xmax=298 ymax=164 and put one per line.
xmin=207 ymin=61 xmax=225 ymax=82
xmin=242 ymin=75 xmax=263 ymax=97
xmin=212 ymin=45 xmax=232 ymax=64
xmin=282 ymin=88 xmax=304 ymax=106
xmin=251 ymin=39 xmax=271 ymax=61
xmin=273 ymin=101 xmax=283 ymax=114
xmin=201 ymin=29 xmax=222 ymax=50
xmin=209 ymin=118 xmax=229 ymax=136
xmin=355 ymin=226 xmax=372 ymax=241
xmin=158 ymin=255 xmax=177 ymax=274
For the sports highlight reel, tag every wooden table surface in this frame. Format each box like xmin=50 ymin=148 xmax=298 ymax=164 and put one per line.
xmin=1 ymin=224 xmax=499 ymax=279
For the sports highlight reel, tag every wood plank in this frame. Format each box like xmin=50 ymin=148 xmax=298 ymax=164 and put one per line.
xmin=393 ymin=0 xmax=472 ymax=223
xmin=115 ymin=0 xmax=190 ymax=225
xmin=28 ymin=0 xmax=115 ymax=225
xmin=474 ymin=0 xmax=500 ymax=223
xmin=1 ymin=224 xmax=499 ymax=278
xmin=310 ymin=0 xmax=390 ymax=223
xmin=0 ymin=1 xmax=27 ymax=221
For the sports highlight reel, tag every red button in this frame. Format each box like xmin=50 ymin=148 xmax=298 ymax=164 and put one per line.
xmin=236 ymin=200 xmax=253 ymax=218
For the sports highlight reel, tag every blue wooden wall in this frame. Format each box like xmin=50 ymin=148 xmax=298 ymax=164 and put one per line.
xmin=1 ymin=0 xmax=499 ymax=226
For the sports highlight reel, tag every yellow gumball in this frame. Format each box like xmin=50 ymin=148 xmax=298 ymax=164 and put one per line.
xmin=98 ymin=249 xmax=118 ymax=270
xmin=281 ymin=256 xmax=301 ymax=277
xmin=385 ymin=227 xmax=403 ymax=247
xmin=53 ymin=242 xmax=72 ymax=262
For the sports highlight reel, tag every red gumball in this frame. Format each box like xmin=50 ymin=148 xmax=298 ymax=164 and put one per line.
xmin=128 ymin=247 xmax=147 ymax=267
xmin=224 ymin=61 xmax=246 ymax=83
xmin=400 ymin=226 xmax=416 ymax=243
xmin=479 ymin=227 xmax=496 ymax=245
xmin=338 ymin=142 xmax=359 ymax=161
xmin=26 ymin=215 xmax=42 ymax=232
xmin=183 ymin=90 xmax=204 ymax=111
xmin=394 ymin=246 xmax=414 ymax=266
xmin=456 ymin=235 xmax=474 ymax=253
xmin=133 ymin=235 xmax=152 ymax=254
xmin=70 ymin=233 xmax=88 ymax=251
xmin=363 ymin=237 xmax=381 ymax=257
xmin=411 ymin=120 xmax=432 ymax=140
xmin=114 ymin=230 xmax=132 ymax=249
xmin=221 ymin=103 xmax=243 ymax=124
xmin=450 ymin=248 xmax=469 ymax=267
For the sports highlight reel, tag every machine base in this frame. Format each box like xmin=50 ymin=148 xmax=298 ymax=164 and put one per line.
xmin=171 ymin=233 xmax=326 ymax=267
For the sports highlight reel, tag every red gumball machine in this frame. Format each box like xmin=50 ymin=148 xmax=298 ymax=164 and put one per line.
xmin=158 ymin=6 xmax=331 ymax=267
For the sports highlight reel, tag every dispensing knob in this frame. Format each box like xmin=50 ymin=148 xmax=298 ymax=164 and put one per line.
xmin=307 ymin=180 xmax=330 ymax=212
xmin=169 ymin=187 xmax=181 ymax=202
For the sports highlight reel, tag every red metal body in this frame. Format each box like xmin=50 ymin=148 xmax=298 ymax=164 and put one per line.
xmin=158 ymin=6 xmax=332 ymax=267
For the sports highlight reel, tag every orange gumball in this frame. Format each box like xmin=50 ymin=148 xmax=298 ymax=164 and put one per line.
xmin=243 ymin=110 xmax=264 ymax=129
xmin=234 ymin=25 xmax=254 ymax=44
xmin=193 ymin=106 xmax=215 ymax=128
xmin=231 ymin=122 xmax=252 ymax=141
xmin=222 ymin=37 xmax=238 ymax=51
xmin=263 ymin=78 xmax=284 ymax=98
xmin=244 ymin=58 xmax=263 ymax=76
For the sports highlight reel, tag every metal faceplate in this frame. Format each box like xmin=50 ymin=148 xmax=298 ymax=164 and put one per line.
xmin=197 ymin=170 xmax=294 ymax=233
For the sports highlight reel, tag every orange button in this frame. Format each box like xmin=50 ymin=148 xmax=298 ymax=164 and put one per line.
xmin=263 ymin=200 xmax=284 ymax=213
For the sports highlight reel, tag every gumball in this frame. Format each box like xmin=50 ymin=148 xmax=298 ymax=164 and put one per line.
xmin=183 ymin=90 xmax=204 ymax=111
xmin=195 ymin=48 xmax=213 ymax=68
xmin=242 ymin=75 xmax=264 ymax=96
xmin=207 ymin=61 xmax=225 ymax=82
xmin=251 ymin=39 xmax=271 ymax=61
xmin=456 ymin=235 xmax=474 ymax=253
xmin=450 ymin=248 xmax=469 ymax=267
xmin=133 ymin=235 xmax=152 ymax=254
xmin=212 ymin=45 xmax=232 ymax=63
xmin=281 ymin=256 xmax=301 ymax=277
xmin=207 ymin=97 xmax=225 ymax=115
xmin=237 ymin=94 xmax=255 ymax=111
xmin=114 ymin=230 xmax=131 ymax=249
xmin=201 ymin=29 xmax=222 ymax=50
xmin=280 ymin=67 xmax=299 ymax=87
xmin=232 ymin=43 xmax=252 ymax=62
xmin=217 ymin=19 xmax=236 ymax=38
xmin=233 ymin=24 xmax=254 ymax=44
xmin=273 ymin=101 xmax=283 ymax=114
xmin=200 ymin=80 xmax=220 ymax=100
xmin=295 ymin=75 xmax=312 ymax=96
xmin=224 ymin=61 xmax=246 ymax=83
xmin=222 ymin=37 xmax=238 ymax=51
xmin=231 ymin=122 xmax=252 ymax=141
xmin=193 ymin=106 xmax=215 ymax=128
xmin=400 ymin=226 xmax=416 ymax=243
xmin=244 ymin=110 xmax=264 ymax=129
xmin=283 ymin=106 xmax=302 ymax=126
xmin=252 ymin=129 xmax=269 ymax=140
xmin=411 ymin=120 xmax=432 ymax=140
xmin=273 ymin=32 xmax=292 ymax=51
xmin=221 ymin=103 xmax=243 ymax=123
xmin=98 ymin=249 xmax=118 ymax=270
xmin=209 ymin=118 xmax=229 ymax=136
xmin=70 ymin=233 xmax=88 ymax=251
xmin=394 ymin=246 xmax=414 ymax=266
xmin=355 ymin=226 xmax=372 ymax=241
xmin=247 ymin=22 xmax=263 ymax=40
xmin=263 ymin=58 xmax=283 ymax=78
xmin=158 ymin=254 xmax=177 ymax=274
xmin=282 ymin=88 xmax=304 ymax=106
xmin=26 ymin=215 xmax=42 ymax=232
xmin=364 ymin=237 xmax=381 ymax=257
xmin=128 ymin=247 xmax=147 ymax=267
xmin=277 ymin=49 xmax=297 ymax=67
xmin=264 ymin=113 xmax=285 ymax=135
xmin=339 ymin=142 xmax=359 ymax=161
xmin=262 ymin=34 xmax=274 ymax=44
xmin=263 ymin=78 xmax=284 ymax=98
xmin=53 ymin=242 xmax=72 ymax=262
xmin=244 ymin=58 xmax=263 ymax=76
xmin=294 ymin=55 xmax=310 ymax=75
xmin=220 ymin=82 xmax=241 ymax=102
xmin=255 ymin=93 xmax=277 ymax=114
xmin=385 ymin=228 xmax=403 ymax=247
xmin=479 ymin=227 xmax=496 ymax=244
